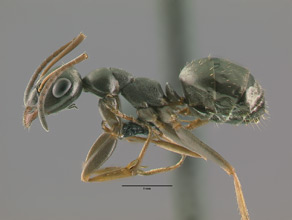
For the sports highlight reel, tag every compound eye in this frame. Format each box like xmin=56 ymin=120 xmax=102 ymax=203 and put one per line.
xmin=52 ymin=78 xmax=72 ymax=98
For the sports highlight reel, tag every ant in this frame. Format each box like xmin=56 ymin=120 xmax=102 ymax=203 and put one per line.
xmin=23 ymin=33 xmax=265 ymax=220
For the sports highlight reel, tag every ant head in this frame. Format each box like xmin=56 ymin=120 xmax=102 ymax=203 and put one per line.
xmin=23 ymin=33 xmax=87 ymax=131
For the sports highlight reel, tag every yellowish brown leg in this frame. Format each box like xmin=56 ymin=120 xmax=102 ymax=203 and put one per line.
xmin=176 ymin=106 xmax=208 ymax=130
xmin=85 ymin=160 xmax=139 ymax=182
xmin=215 ymin=164 xmax=250 ymax=220
xmin=233 ymin=172 xmax=249 ymax=220
xmin=172 ymin=126 xmax=250 ymax=220
xmin=86 ymin=154 xmax=186 ymax=181
xmin=130 ymin=128 xmax=152 ymax=169
xmin=82 ymin=129 xmax=153 ymax=182
xmin=126 ymin=136 xmax=202 ymax=158
xmin=104 ymin=103 xmax=141 ymax=125
xmin=82 ymin=127 xmax=193 ymax=182
xmin=138 ymin=155 xmax=186 ymax=176
xmin=145 ymin=112 xmax=250 ymax=220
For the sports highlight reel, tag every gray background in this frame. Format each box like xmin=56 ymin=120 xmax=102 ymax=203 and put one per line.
xmin=1 ymin=0 xmax=291 ymax=220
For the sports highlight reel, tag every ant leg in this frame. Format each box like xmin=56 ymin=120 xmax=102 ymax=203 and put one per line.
xmin=175 ymin=106 xmax=208 ymax=130
xmin=173 ymin=127 xmax=250 ymax=220
xmin=81 ymin=128 xmax=153 ymax=182
xmin=81 ymin=133 xmax=141 ymax=182
xmin=140 ymin=108 xmax=250 ymax=220
xmin=128 ymin=127 xmax=153 ymax=170
xmin=104 ymin=102 xmax=147 ymax=128
xmin=138 ymin=155 xmax=186 ymax=176
xmin=81 ymin=132 xmax=118 ymax=182
xmin=126 ymin=136 xmax=201 ymax=158
xmin=88 ymin=140 xmax=186 ymax=181
xmin=82 ymin=160 xmax=138 ymax=182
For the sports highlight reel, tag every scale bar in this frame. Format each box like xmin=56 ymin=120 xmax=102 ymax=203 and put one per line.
xmin=122 ymin=184 xmax=173 ymax=187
